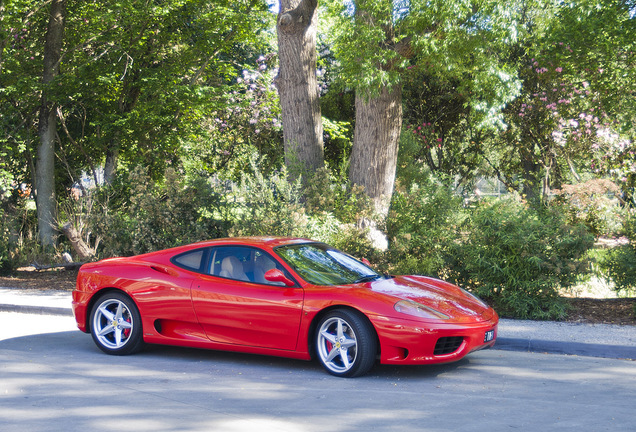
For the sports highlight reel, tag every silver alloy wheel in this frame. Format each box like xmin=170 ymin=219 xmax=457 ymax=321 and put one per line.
xmin=317 ymin=316 xmax=359 ymax=374
xmin=92 ymin=298 xmax=134 ymax=350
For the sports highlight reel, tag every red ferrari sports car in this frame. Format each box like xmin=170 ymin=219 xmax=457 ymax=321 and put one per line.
xmin=72 ymin=237 xmax=498 ymax=377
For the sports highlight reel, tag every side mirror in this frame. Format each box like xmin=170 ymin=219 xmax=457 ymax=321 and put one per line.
xmin=264 ymin=269 xmax=295 ymax=287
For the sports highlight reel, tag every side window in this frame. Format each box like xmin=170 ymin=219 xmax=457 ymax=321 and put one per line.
xmin=208 ymin=246 xmax=291 ymax=286
xmin=172 ymin=249 xmax=206 ymax=272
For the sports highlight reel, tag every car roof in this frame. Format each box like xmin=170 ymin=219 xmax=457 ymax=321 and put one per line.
xmin=189 ymin=236 xmax=314 ymax=249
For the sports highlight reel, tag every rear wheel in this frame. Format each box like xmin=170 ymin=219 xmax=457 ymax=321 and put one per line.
xmin=90 ymin=292 xmax=144 ymax=355
xmin=315 ymin=309 xmax=377 ymax=377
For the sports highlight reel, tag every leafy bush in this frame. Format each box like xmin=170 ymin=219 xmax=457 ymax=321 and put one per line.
xmin=601 ymin=212 xmax=636 ymax=295
xmin=0 ymin=207 xmax=15 ymax=274
xmin=554 ymin=179 xmax=623 ymax=237
xmin=227 ymin=164 xmax=307 ymax=238
xmin=0 ymin=202 xmax=45 ymax=273
xmin=386 ymin=175 xmax=466 ymax=277
xmin=303 ymin=167 xmax=373 ymax=224
xmin=92 ymin=167 xmax=228 ymax=257
xmin=450 ymin=198 xmax=594 ymax=320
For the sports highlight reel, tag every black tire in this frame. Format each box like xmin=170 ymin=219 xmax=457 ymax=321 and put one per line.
xmin=90 ymin=292 xmax=144 ymax=355
xmin=315 ymin=309 xmax=377 ymax=377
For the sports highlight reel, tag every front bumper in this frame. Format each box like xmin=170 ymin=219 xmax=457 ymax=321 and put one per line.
xmin=371 ymin=314 xmax=499 ymax=365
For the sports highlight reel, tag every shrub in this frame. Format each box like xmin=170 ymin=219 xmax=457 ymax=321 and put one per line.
xmin=227 ymin=164 xmax=306 ymax=238
xmin=0 ymin=201 xmax=46 ymax=273
xmin=227 ymin=163 xmax=380 ymax=263
xmin=386 ymin=175 xmax=466 ymax=277
xmin=553 ymin=179 xmax=623 ymax=237
xmin=91 ymin=167 xmax=228 ymax=257
xmin=0 ymin=207 xmax=14 ymax=275
xmin=304 ymin=167 xmax=373 ymax=224
xmin=450 ymin=198 xmax=594 ymax=320
xmin=601 ymin=212 xmax=636 ymax=295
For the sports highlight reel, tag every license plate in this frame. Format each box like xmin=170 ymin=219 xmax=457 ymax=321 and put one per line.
xmin=484 ymin=330 xmax=495 ymax=343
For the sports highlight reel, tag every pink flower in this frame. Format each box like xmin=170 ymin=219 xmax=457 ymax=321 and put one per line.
xmin=555 ymin=67 xmax=562 ymax=73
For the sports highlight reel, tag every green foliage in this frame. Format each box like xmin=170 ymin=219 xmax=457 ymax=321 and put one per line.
xmin=387 ymin=175 xmax=466 ymax=277
xmin=450 ymin=198 xmax=595 ymax=319
xmin=1 ymin=0 xmax=275 ymax=197
xmin=227 ymin=162 xmax=305 ymax=238
xmin=226 ymin=161 xmax=378 ymax=261
xmin=554 ymin=179 xmax=624 ymax=237
xmin=0 ymin=197 xmax=54 ymax=273
xmin=601 ymin=212 xmax=636 ymax=295
xmin=603 ymin=245 xmax=636 ymax=295
xmin=0 ymin=208 xmax=15 ymax=275
xmin=91 ymin=167 xmax=227 ymax=257
xmin=325 ymin=0 xmax=522 ymax=127
xmin=304 ymin=167 xmax=374 ymax=224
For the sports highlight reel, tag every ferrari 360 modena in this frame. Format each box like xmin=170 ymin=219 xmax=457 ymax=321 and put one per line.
xmin=72 ymin=237 xmax=498 ymax=377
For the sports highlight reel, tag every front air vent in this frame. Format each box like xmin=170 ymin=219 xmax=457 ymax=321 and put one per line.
xmin=434 ymin=336 xmax=464 ymax=355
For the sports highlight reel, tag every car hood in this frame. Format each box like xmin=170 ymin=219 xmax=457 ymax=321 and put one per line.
xmin=369 ymin=275 xmax=495 ymax=322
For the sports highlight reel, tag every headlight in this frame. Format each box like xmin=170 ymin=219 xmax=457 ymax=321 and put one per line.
xmin=394 ymin=300 xmax=449 ymax=320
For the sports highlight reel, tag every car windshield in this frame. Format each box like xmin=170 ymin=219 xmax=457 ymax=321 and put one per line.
xmin=275 ymin=243 xmax=381 ymax=286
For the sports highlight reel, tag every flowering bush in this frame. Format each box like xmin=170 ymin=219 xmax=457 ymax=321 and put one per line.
xmin=182 ymin=56 xmax=283 ymax=179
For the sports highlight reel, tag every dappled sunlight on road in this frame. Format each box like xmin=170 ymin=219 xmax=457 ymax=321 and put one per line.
xmin=1 ymin=324 xmax=635 ymax=431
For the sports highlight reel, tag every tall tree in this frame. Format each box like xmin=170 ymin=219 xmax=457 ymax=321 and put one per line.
xmin=347 ymin=1 xmax=409 ymax=216
xmin=36 ymin=0 xmax=66 ymax=246
xmin=485 ymin=0 xmax=636 ymax=202
xmin=328 ymin=0 xmax=522 ymax=217
xmin=276 ymin=0 xmax=324 ymax=177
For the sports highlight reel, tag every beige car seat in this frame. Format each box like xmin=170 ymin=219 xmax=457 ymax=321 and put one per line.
xmin=219 ymin=256 xmax=249 ymax=281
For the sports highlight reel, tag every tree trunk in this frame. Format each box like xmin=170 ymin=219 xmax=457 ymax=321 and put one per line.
xmin=0 ymin=1 xmax=6 ymax=75
xmin=36 ymin=0 xmax=66 ymax=247
xmin=275 ymin=0 xmax=323 ymax=178
xmin=350 ymin=85 xmax=403 ymax=218
xmin=61 ymin=222 xmax=94 ymax=260
xmin=104 ymin=145 xmax=119 ymax=185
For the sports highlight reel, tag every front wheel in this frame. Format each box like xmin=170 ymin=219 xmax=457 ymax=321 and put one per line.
xmin=90 ymin=292 xmax=144 ymax=355
xmin=315 ymin=309 xmax=377 ymax=377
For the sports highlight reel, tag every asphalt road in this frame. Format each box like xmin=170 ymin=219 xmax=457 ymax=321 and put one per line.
xmin=1 ymin=311 xmax=635 ymax=432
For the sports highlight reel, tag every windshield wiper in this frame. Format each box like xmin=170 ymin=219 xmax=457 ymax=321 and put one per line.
xmin=353 ymin=274 xmax=382 ymax=284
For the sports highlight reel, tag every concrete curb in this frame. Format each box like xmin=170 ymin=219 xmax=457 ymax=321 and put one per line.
xmin=494 ymin=337 xmax=636 ymax=360
xmin=0 ymin=304 xmax=73 ymax=317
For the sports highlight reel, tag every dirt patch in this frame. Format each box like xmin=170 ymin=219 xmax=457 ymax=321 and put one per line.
xmin=0 ymin=268 xmax=77 ymax=291
xmin=1 ymin=268 xmax=635 ymax=325
xmin=565 ymin=297 xmax=636 ymax=326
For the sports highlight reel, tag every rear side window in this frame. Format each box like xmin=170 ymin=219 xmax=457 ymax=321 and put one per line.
xmin=208 ymin=246 xmax=292 ymax=285
xmin=172 ymin=249 xmax=206 ymax=272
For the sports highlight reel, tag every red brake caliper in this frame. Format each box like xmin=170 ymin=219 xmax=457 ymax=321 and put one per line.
xmin=123 ymin=315 xmax=131 ymax=338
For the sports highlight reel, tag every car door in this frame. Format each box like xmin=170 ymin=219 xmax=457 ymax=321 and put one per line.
xmin=191 ymin=246 xmax=304 ymax=350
